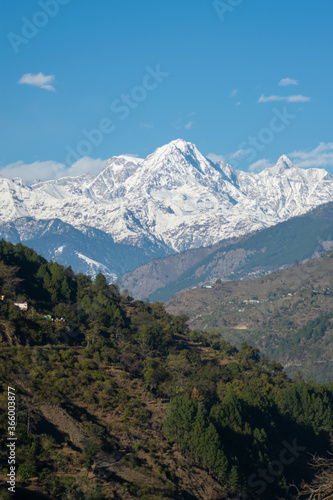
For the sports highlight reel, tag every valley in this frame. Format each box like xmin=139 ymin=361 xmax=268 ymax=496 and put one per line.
xmin=166 ymin=250 xmax=333 ymax=382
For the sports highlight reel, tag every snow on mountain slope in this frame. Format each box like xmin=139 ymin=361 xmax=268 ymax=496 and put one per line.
xmin=0 ymin=217 xmax=171 ymax=282
xmin=0 ymin=178 xmax=31 ymax=220
xmin=31 ymin=173 xmax=95 ymax=199
xmin=1 ymin=139 xmax=333 ymax=253
xmin=88 ymin=155 xmax=143 ymax=201
xmin=75 ymin=251 xmax=117 ymax=282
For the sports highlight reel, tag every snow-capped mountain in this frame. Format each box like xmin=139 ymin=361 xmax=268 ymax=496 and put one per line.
xmin=1 ymin=139 xmax=333 ymax=278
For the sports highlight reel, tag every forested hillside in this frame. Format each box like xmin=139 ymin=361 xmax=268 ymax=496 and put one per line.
xmin=0 ymin=240 xmax=332 ymax=499
xmin=166 ymin=250 xmax=333 ymax=383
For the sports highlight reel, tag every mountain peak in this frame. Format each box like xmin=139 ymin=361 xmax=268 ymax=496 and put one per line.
xmin=269 ymin=155 xmax=294 ymax=174
xmin=113 ymin=154 xmax=143 ymax=163
xmin=277 ymin=154 xmax=293 ymax=168
xmin=144 ymin=139 xmax=200 ymax=167
xmin=154 ymin=138 xmax=196 ymax=156
xmin=169 ymin=138 xmax=194 ymax=150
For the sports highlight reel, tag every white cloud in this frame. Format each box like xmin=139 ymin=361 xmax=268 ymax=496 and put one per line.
xmin=140 ymin=122 xmax=154 ymax=129
xmin=283 ymin=94 xmax=310 ymax=102
xmin=0 ymin=157 xmax=106 ymax=184
xmin=207 ymin=153 xmax=225 ymax=163
xmin=249 ymin=158 xmax=274 ymax=172
xmin=231 ymin=89 xmax=238 ymax=97
xmin=236 ymin=101 xmax=241 ymax=106
xmin=121 ymin=153 xmax=140 ymax=159
xmin=18 ymin=72 xmax=56 ymax=92
xmin=278 ymin=78 xmax=299 ymax=86
xmin=229 ymin=149 xmax=247 ymax=160
xmin=0 ymin=160 xmax=64 ymax=183
xmin=288 ymin=142 xmax=333 ymax=169
xmin=185 ymin=121 xmax=193 ymax=129
xmin=258 ymin=94 xmax=310 ymax=103
xmin=65 ymin=157 xmax=106 ymax=177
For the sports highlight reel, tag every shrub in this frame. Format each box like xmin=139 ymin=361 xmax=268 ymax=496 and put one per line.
xmin=17 ymin=463 xmax=37 ymax=480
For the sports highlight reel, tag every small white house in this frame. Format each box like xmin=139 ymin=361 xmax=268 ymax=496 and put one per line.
xmin=14 ymin=302 xmax=28 ymax=311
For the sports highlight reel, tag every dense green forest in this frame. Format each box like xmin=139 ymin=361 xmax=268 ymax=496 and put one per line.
xmin=0 ymin=240 xmax=332 ymax=499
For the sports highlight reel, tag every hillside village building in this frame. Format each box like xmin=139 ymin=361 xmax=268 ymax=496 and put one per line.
xmin=14 ymin=302 xmax=28 ymax=311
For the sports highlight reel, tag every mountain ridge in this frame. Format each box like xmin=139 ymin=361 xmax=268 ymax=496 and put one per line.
xmin=1 ymin=139 xmax=333 ymax=251
xmin=0 ymin=217 xmax=172 ymax=282
xmin=119 ymin=202 xmax=333 ymax=301
xmin=1 ymin=139 xmax=333 ymax=280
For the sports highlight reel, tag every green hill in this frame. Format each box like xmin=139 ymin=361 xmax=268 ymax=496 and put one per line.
xmin=0 ymin=240 xmax=332 ymax=499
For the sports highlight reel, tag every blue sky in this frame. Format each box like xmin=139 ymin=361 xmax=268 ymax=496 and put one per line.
xmin=1 ymin=0 xmax=333 ymax=181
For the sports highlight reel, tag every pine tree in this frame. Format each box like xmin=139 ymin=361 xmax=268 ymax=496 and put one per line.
xmin=229 ymin=464 xmax=242 ymax=490
xmin=202 ymin=423 xmax=221 ymax=474
xmin=94 ymin=272 xmax=108 ymax=291
xmin=189 ymin=405 xmax=206 ymax=462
